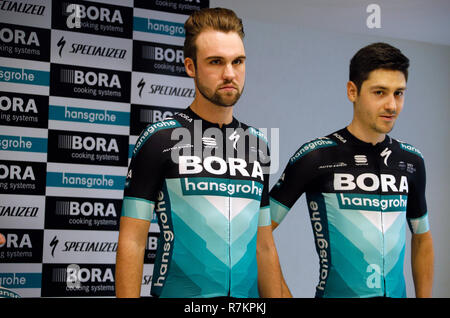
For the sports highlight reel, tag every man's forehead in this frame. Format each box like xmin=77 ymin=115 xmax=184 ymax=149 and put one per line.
xmin=195 ymin=30 xmax=245 ymax=58
xmin=364 ymin=68 xmax=406 ymax=88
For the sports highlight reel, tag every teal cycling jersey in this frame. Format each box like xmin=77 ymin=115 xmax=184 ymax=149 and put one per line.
xmin=270 ymin=128 xmax=429 ymax=298
xmin=122 ymin=107 xmax=271 ymax=298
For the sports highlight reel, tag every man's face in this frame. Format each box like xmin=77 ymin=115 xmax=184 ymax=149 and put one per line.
xmin=187 ymin=30 xmax=246 ymax=107
xmin=350 ymin=69 xmax=407 ymax=136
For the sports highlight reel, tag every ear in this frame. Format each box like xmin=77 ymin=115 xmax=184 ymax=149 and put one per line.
xmin=184 ymin=57 xmax=196 ymax=78
xmin=347 ymin=81 xmax=358 ymax=103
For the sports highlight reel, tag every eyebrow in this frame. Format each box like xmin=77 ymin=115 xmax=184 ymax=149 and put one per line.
xmin=205 ymin=55 xmax=247 ymax=61
xmin=370 ymin=85 xmax=406 ymax=91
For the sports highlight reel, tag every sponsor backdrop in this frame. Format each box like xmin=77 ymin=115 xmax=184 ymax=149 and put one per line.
xmin=0 ymin=0 xmax=209 ymax=297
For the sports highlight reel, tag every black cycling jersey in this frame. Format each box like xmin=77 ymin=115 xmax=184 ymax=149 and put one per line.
xmin=270 ymin=127 xmax=429 ymax=298
xmin=122 ymin=107 xmax=271 ymax=298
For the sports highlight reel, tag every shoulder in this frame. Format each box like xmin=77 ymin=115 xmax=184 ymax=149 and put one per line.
xmin=245 ymin=125 xmax=269 ymax=144
xmin=132 ymin=113 xmax=187 ymax=158
xmin=289 ymin=134 xmax=339 ymax=165
xmin=392 ymin=137 xmax=425 ymax=161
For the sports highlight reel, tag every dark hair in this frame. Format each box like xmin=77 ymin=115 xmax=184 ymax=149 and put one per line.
xmin=184 ymin=7 xmax=244 ymax=63
xmin=349 ymin=42 xmax=410 ymax=92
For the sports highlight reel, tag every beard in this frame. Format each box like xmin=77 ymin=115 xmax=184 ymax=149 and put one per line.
xmin=195 ymin=77 xmax=243 ymax=107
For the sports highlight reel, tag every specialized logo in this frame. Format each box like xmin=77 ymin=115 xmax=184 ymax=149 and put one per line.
xmin=57 ymin=36 xmax=127 ymax=60
xmin=229 ymin=131 xmax=240 ymax=150
xmin=50 ymin=235 xmax=59 ymax=257
xmin=0 ymin=205 xmax=38 ymax=217
xmin=56 ymin=36 xmax=65 ymax=57
xmin=0 ymin=1 xmax=46 ymax=16
xmin=380 ymin=147 xmax=392 ymax=167
xmin=333 ymin=173 xmax=408 ymax=193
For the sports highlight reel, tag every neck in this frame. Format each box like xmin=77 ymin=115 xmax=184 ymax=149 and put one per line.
xmin=190 ymin=97 xmax=234 ymax=128
xmin=347 ymin=120 xmax=385 ymax=145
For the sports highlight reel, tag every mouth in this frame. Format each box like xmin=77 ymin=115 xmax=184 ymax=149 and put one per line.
xmin=379 ymin=114 xmax=396 ymax=122
xmin=218 ymin=86 xmax=237 ymax=92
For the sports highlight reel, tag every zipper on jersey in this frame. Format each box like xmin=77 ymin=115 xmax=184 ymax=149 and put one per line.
xmin=375 ymin=147 xmax=387 ymax=296
xmin=224 ymin=130 xmax=232 ymax=296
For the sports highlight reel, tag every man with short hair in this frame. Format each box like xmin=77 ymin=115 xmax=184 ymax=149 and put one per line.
xmin=270 ymin=42 xmax=434 ymax=298
xmin=116 ymin=7 xmax=283 ymax=298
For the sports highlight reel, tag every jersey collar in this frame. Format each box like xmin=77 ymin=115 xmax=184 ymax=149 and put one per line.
xmin=184 ymin=106 xmax=241 ymax=130
xmin=340 ymin=127 xmax=391 ymax=148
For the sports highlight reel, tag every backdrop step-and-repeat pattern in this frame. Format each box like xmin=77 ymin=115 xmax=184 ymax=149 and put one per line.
xmin=0 ymin=0 xmax=209 ymax=298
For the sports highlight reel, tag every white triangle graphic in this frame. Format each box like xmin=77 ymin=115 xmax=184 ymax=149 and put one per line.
xmin=203 ymin=196 xmax=254 ymax=221
xmin=230 ymin=197 xmax=253 ymax=220
xmin=204 ymin=195 xmax=230 ymax=219
xmin=359 ymin=210 xmax=382 ymax=232
xmin=358 ymin=210 xmax=403 ymax=233
xmin=382 ymin=212 xmax=403 ymax=232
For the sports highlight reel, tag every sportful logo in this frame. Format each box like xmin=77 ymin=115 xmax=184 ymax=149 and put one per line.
xmin=354 ymin=155 xmax=368 ymax=166
xmin=202 ymin=137 xmax=216 ymax=148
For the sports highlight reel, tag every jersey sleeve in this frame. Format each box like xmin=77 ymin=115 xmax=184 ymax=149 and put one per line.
xmin=121 ymin=123 xmax=174 ymax=222
xmin=269 ymin=141 xmax=322 ymax=225
xmin=250 ymin=128 xmax=272 ymax=227
xmin=404 ymin=146 xmax=429 ymax=234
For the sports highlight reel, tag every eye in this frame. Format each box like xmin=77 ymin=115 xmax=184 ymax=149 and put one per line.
xmin=209 ymin=59 xmax=222 ymax=65
xmin=395 ymin=90 xmax=404 ymax=97
xmin=233 ymin=58 xmax=244 ymax=65
xmin=374 ymin=90 xmax=384 ymax=96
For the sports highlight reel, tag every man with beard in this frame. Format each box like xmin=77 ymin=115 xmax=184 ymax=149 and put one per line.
xmin=116 ymin=8 xmax=283 ymax=298
xmin=270 ymin=43 xmax=434 ymax=298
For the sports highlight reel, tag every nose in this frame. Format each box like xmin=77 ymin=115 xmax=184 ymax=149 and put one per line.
xmin=385 ymin=94 xmax=397 ymax=113
xmin=222 ymin=63 xmax=235 ymax=81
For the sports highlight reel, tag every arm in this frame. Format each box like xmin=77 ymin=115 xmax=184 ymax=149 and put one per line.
xmin=256 ymin=225 xmax=283 ymax=297
xmin=115 ymin=216 xmax=151 ymax=297
xmin=411 ymin=230 xmax=434 ymax=297
xmin=271 ymin=220 xmax=293 ymax=298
